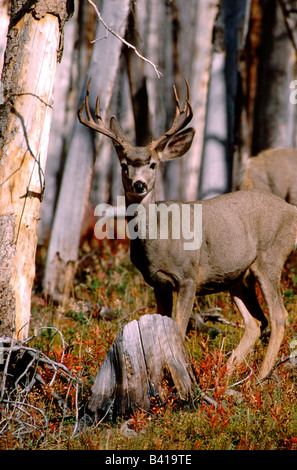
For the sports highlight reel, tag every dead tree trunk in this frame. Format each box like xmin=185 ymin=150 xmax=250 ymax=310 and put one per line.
xmin=43 ymin=0 xmax=130 ymax=304
xmin=124 ymin=2 xmax=152 ymax=147
xmin=252 ymin=0 xmax=296 ymax=153
xmin=0 ymin=0 xmax=74 ymax=340
xmin=199 ymin=0 xmax=249 ymax=199
xmin=37 ymin=1 xmax=80 ymax=244
xmin=88 ymin=314 xmax=199 ymax=422
xmin=184 ymin=0 xmax=219 ymax=201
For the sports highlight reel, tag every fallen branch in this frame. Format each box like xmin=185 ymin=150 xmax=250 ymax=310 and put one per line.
xmin=258 ymin=353 xmax=297 ymax=383
xmin=0 ymin=328 xmax=80 ymax=440
xmin=201 ymin=308 xmax=244 ymax=328
xmin=188 ymin=308 xmax=243 ymax=335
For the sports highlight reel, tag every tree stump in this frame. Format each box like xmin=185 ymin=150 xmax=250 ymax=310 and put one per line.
xmin=88 ymin=314 xmax=199 ymax=422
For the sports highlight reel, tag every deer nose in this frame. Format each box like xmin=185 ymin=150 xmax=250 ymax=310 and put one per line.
xmin=133 ymin=181 xmax=147 ymax=194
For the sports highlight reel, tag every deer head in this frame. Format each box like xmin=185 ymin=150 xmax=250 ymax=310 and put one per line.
xmin=78 ymin=78 xmax=195 ymax=204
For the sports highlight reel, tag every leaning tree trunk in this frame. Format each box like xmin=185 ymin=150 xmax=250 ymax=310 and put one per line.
xmin=0 ymin=0 xmax=73 ymax=340
xmin=43 ymin=0 xmax=130 ymax=305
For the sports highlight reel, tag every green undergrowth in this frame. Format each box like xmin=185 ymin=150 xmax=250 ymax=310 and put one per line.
xmin=1 ymin=239 xmax=297 ymax=450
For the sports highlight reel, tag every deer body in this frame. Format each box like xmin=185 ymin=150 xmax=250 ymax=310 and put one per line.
xmin=78 ymin=79 xmax=297 ymax=380
xmin=240 ymin=148 xmax=297 ymax=206
xmin=128 ymin=190 xmax=297 ymax=380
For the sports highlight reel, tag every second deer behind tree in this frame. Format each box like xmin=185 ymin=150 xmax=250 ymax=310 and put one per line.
xmin=78 ymin=78 xmax=297 ymax=381
xmin=240 ymin=147 xmax=297 ymax=207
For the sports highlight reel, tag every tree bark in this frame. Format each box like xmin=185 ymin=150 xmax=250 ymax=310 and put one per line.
xmin=0 ymin=0 xmax=73 ymax=340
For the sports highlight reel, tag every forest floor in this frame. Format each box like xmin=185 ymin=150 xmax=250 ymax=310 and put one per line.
xmin=1 ymin=238 xmax=297 ymax=450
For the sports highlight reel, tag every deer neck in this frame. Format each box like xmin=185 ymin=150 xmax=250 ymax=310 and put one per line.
xmin=125 ymin=188 xmax=157 ymax=254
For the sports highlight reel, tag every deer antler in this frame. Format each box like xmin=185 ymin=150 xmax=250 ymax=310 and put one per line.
xmin=78 ymin=78 xmax=130 ymax=149
xmin=150 ymin=78 xmax=193 ymax=150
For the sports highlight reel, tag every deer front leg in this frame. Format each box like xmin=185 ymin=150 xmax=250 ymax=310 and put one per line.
xmin=154 ymin=283 xmax=173 ymax=317
xmin=175 ymin=279 xmax=196 ymax=338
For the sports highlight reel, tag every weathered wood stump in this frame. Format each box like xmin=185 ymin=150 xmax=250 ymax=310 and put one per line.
xmin=88 ymin=314 xmax=199 ymax=422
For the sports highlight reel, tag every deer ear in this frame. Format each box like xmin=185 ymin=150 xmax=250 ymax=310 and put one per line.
xmin=160 ymin=128 xmax=195 ymax=161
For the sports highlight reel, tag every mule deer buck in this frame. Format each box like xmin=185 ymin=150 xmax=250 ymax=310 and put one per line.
xmin=240 ymin=148 xmax=297 ymax=206
xmin=78 ymin=78 xmax=297 ymax=380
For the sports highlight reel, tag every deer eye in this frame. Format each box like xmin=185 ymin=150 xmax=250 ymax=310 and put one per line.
xmin=121 ymin=163 xmax=128 ymax=174
xmin=150 ymin=162 xmax=157 ymax=170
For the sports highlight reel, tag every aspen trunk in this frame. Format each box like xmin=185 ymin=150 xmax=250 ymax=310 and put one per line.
xmin=43 ymin=0 xmax=130 ymax=304
xmin=0 ymin=0 xmax=73 ymax=340
xmin=38 ymin=1 xmax=79 ymax=244
xmin=184 ymin=0 xmax=219 ymax=201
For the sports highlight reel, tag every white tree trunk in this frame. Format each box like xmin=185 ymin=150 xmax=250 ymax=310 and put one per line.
xmin=0 ymin=1 xmax=71 ymax=340
xmin=0 ymin=0 xmax=10 ymax=75
xmin=198 ymin=50 xmax=229 ymax=199
xmin=38 ymin=1 xmax=79 ymax=244
xmin=43 ymin=0 xmax=130 ymax=304
xmin=185 ymin=0 xmax=219 ymax=201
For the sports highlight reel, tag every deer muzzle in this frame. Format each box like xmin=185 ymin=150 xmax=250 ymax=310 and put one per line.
xmin=133 ymin=180 xmax=147 ymax=194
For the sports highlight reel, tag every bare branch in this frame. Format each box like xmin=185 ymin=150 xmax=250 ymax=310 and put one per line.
xmin=87 ymin=0 xmax=163 ymax=79
xmin=201 ymin=308 xmax=244 ymax=329
xmin=0 ymin=329 xmax=80 ymax=440
xmin=258 ymin=353 xmax=297 ymax=383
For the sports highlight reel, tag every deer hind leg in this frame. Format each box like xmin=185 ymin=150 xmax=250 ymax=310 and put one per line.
xmin=251 ymin=263 xmax=288 ymax=381
xmin=227 ymin=274 xmax=268 ymax=374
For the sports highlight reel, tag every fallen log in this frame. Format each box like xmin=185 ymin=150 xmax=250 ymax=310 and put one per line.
xmin=88 ymin=314 xmax=199 ymax=422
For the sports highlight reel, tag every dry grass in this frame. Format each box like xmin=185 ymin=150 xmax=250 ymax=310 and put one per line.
xmin=1 ymin=239 xmax=297 ymax=450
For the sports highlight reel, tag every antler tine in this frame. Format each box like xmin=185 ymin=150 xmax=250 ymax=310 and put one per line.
xmin=185 ymin=78 xmax=193 ymax=117
xmin=95 ymin=89 xmax=107 ymax=127
xmin=173 ymin=85 xmax=181 ymax=113
xmin=173 ymin=82 xmax=193 ymax=127
xmin=176 ymin=78 xmax=193 ymax=126
xmin=78 ymin=78 xmax=92 ymax=124
xmin=151 ymin=78 xmax=193 ymax=150
xmin=78 ymin=78 xmax=128 ymax=148
xmin=85 ymin=78 xmax=94 ymax=123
